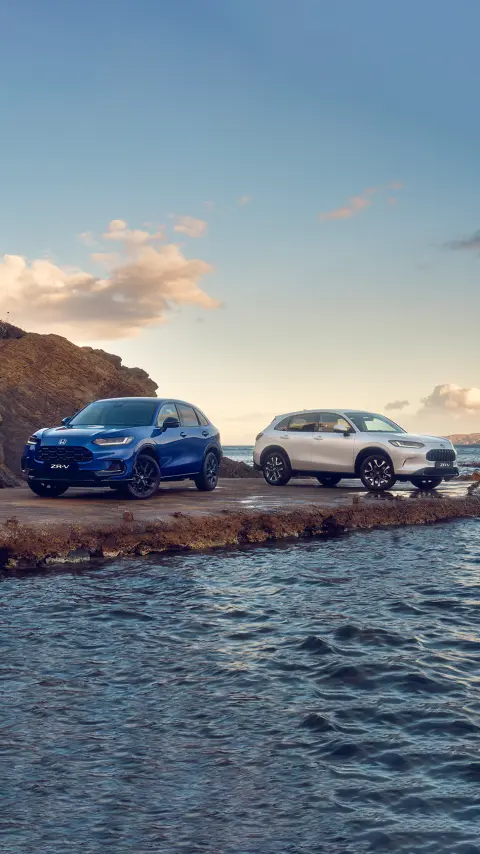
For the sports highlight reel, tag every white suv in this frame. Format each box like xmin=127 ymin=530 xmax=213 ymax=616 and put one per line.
xmin=253 ymin=410 xmax=458 ymax=492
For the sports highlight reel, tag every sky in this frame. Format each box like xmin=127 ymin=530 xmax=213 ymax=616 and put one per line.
xmin=0 ymin=0 xmax=479 ymax=443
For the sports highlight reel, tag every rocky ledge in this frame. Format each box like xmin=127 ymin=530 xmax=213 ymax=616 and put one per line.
xmin=0 ymin=480 xmax=478 ymax=572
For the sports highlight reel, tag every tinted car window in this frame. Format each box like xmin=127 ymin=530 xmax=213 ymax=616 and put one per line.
xmin=316 ymin=413 xmax=352 ymax=433
xmin=156 ymin=402 xmax=179 ymax=427
xmin=70 ymin=399 xmax=158 ymax=427
xmin=287 ymin=413 xmax=318 ymax=432
xmin=196 ymin=409 xmax=210 ymax=427
xmin=275 ymin=417 xmax=291 ymax=431
xmin=178 ymin=404 xmax=199 ymax=427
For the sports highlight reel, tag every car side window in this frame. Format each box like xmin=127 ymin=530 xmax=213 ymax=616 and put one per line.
xmin=275 ymin=417 xmax=291 ymax=431
xmin=195 ymin=409 xmax=209 ymax=426
xmin=316 ymin=412 xmax=351 ymax=433
xmin=287 ymin=413 xmax=318 ymax=432
xmin=178 ymin=403 xmax=199 ymax=427
xmin=156 ymin=402 xmax=179 ymax=427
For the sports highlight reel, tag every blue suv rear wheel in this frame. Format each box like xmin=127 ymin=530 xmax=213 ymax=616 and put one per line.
xmin=195 ymin=451 xmax=219 ymax=491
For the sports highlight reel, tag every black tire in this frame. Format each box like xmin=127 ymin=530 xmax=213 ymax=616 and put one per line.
xmin=27 ymin=481 xmax=69 ymax=498
xmin=316 ymin=474 xmax=342 ymax=487
xmin=262 ymin=450 xmax=291 ymax=486
xmin=121 ymin=454 xmax=161 ymax=500
xmin=195 ymin=451 xmax=219 ymax=491
xmin=410 ymin=476 xmax=442 ymax=491
xmin=359 ymin=454 xmax=396 ymax=492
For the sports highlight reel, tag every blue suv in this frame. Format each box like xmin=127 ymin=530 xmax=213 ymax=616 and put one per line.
xmin=22 ymin=397 xmax=222 ymax=500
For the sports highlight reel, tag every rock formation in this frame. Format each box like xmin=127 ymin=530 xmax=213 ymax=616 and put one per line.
xmin=447 ymin=433 xmax=480 ymax=446
xmin=0 ymin=323 xmax=157 ymax=484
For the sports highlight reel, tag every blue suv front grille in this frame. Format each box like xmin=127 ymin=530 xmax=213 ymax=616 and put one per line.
xmin=37 ymin=446 xmax=93 ymax=463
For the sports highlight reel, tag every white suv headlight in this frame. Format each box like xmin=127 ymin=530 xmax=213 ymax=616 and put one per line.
xmin=389 ymin=440 xmax=425 ymax=448
xmin=93 ymin=436 xmax=134 ymax=446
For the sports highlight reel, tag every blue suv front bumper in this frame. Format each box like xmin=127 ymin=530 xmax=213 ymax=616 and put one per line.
xmin=21 ymin=443 xmax=139 ymax=486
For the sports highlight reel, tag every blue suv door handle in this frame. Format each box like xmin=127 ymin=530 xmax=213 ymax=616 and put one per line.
xmin=180 ymin=431 xmax=187 ymax=438
xmin=202 ymin=430 xmax=209 ymax=437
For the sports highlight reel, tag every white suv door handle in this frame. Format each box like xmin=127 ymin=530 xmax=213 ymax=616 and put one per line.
xmin=279 ymin=433 xmax=289 ymax=439
xmin=313 ymin=436 xmax=323 ymax=440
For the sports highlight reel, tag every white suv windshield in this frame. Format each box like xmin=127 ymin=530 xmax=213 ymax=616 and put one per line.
xmin=346 ymin=412 xmax=405 ymax=433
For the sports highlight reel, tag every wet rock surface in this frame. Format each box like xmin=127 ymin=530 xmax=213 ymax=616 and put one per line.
xmin=0 ymin=478 xmax=478 ymax=571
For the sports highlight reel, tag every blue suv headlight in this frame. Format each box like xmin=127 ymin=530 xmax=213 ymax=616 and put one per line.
xmin=93 ymin=436 xmax=134 ymax=446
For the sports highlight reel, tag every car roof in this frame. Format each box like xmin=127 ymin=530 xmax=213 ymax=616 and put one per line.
xmin=90 ymin=397 xmax=206 ymax=410
xmin=273 ymin=408 xmax=382 ymax=419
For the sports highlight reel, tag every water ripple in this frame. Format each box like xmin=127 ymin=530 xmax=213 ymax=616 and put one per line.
xmin=1 ymin=519 xmax=480 ymax=853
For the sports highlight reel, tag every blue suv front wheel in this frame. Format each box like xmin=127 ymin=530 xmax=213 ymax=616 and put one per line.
xmin=117 ymin=453 xmax=161 ymax=500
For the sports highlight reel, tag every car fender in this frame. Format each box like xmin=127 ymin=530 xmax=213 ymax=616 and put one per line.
xmin=134 ymin=441 xmax=161 ymax=464
xmin=204 ymin=441 xmax=222 ymax=461
xmin=259 ymin=444 xmax=292 ymax=468
xmin=354 ymin=445 xmax=394 ymax=474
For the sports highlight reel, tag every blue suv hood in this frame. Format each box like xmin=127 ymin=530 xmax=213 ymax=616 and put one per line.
xmin=37 ymin=426 xmax=135 ymax=444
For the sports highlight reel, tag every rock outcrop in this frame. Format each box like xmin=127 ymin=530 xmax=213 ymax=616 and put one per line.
xmin=0 ymin=323 xmax=158 ymax=483
xmin=447 ymin=433 xmax=480 ymax=446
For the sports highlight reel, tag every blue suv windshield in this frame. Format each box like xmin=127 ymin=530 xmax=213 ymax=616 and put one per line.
xmin=69 ymin=399 xmax=158 ymax=427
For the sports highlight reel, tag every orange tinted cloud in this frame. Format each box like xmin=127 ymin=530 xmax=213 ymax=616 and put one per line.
xmin=0 ymin=221 xmax=219 ymax=340
xmin=320 ymin=191 xmax=373 ymax=220
xmin=320 ymin=182 xmax=403 ymax=221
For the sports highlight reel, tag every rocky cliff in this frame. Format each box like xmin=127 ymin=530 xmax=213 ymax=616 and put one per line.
xmin=0 ymin=323 xmax=157 ymax=484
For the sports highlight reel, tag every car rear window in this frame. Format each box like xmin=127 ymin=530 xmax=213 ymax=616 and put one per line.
xmin=177 ymin=404 xmax=199 ymax=427
xmin=195 ymin=409 xmax=210 ymax=426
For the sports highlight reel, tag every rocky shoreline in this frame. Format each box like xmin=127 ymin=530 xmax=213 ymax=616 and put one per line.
xmin=0 ymin=479 xmax=478 ymax=572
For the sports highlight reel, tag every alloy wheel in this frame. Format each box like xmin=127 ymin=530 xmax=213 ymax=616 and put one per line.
xmin=362 ymin=457 xmax=393 ymax=490
xmin=130 ymin=457 xmax=159 ymax=497
xmin=264 ymin=454 xmax=286 ymax=484
xmin=205 ymin=453 xmax=218 ymax=488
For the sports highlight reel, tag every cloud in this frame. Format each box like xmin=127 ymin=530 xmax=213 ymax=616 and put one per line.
xmin=320 ymin=182 xmax=403 ymax=221
xmin=420 ymin=384 xmax=480 ymax=414
xmin=0 ymin=223 xmax=220 ymax=340
xmin=238 ymin=195 xmax=253 ymax=206
xmin=173 ymin=216 xmax=207 ymax=238
xmin=102 ymin=219 xmax=164 ymax=246
xmin=385 ymin=399 xmax=410 ymax=411
xmin=320 ymin=191 xmax=373 ymax=221
xmin=446 ymin=230 xmax=480 ymax=252
xmin=90 ymin=252 xmax=121 ymax=270
xmin=78 ymin=231 xmax=96 ymax=247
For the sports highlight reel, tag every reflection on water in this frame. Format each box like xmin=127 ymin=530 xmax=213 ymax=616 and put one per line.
xmin=2 ymin=520 xmax=480 ymax=853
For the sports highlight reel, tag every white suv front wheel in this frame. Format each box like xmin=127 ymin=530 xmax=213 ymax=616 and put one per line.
xmin=359 ymin=454 xmax=396 ymax=492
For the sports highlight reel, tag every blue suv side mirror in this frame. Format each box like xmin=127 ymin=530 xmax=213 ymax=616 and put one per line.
xmin=62 ymin=417 xmax=72 ymax=426
xmin=161 ymin=416 xmax=180 ymax=431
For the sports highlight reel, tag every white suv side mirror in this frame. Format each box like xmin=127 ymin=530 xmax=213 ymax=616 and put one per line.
xmin=333 ymin=425 xmax=352 ymax=436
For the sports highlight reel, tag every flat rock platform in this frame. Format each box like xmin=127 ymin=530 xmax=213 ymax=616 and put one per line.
xmin=0 ymin=478 xmax=478 ymax=570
